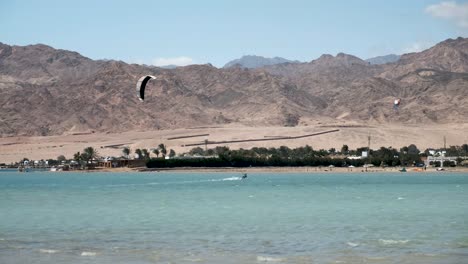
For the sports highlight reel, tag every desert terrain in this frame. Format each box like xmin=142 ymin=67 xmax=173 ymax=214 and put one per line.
xmin=1 ymin=38 xmax=467 ymax=163
xmin=1 ymin=123 xmax=467 ymax=163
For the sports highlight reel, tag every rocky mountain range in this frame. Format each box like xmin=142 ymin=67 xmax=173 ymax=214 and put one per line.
xmin=0 ymin=37 xmax=467 ymax=137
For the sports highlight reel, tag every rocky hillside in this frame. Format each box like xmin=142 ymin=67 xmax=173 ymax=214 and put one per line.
xmin=262 ymin=38 xmax=468 ymax=123
xmin=0 ymin=37 xmax=467 ymax=136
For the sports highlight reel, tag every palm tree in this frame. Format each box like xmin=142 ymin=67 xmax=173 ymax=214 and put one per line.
xmin=142 ymin=149 xmax=149 ymax=159
xmin=122 ymin=147 xmax=130 ymax=159
xmin=152 ymin=148 xmax=160 ymax=158
xmin=83 ymin=147 xmax=98 ymax=162
xmin=81 ymin=147 xmax=98 ymax=169
xmin=341 ymin=145 xmax=349 ymax=154
xmin=169 ymin=149 xmax=176 ymax=158
xmin=158 ymin=144 xmax=167 ymax=158
xmin=135 ymin=148 xmax=143 ymax=159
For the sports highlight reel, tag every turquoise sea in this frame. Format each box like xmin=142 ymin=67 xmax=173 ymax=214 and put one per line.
xmin=1 ymin=170 xmax=467 ymax=264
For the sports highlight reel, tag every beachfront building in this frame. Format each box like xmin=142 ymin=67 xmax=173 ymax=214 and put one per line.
xmin=426 ymin=156 xmax=460 ymax=166
xmin=97 ymin=159 xmax=145 ymax=168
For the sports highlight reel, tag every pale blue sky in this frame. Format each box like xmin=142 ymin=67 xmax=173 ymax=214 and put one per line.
xmin=1 ymin=0 xmax=467 ymax=67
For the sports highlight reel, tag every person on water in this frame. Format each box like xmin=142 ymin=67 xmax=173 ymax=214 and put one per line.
xmin=242 ymin=173 xmax=247 ymax=179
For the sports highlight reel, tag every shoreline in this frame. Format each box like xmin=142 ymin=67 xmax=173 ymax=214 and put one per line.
xmin=5 ymin=166 xmax=468 ymax=174
xmin=1 ymin=124 xmax=467 ymax=164
xmin=86 ymin=166 xmax=468 ymax=173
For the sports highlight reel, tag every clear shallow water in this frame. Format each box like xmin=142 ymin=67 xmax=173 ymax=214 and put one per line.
xmin=1 ymin=171 xmax=467 ymax=264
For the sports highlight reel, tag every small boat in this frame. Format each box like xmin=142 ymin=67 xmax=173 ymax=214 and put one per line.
xmin=399 ymin=167 xmax=407 ymax=172
xmin=242 ymin=173 xmax=248 ymax=179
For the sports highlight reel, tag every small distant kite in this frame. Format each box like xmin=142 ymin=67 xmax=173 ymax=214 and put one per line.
xmin=136 ymin=75 xmax=156 ymax=102
xmin=393 ymin=98 xmax=401 ymax=110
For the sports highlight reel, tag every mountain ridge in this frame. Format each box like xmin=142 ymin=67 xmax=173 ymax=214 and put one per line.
xmin=223 ymin=55 xmax=300 ymax=69
xmin=0 ymin=38 xmax=467 ymax=137
xmin=366 ymin=54 xmax=400 ymax=65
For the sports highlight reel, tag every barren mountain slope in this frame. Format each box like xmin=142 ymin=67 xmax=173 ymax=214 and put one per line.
xmin=263 ymin=38 xmax=468 ymax=124
xmin=0 ymin=38 xmax=467 ymax=137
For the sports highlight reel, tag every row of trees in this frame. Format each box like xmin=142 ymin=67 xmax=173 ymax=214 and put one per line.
xmin=147 ymin=155 xmax=368 ymax=168
xmin=13 ymin=147 xmax=101 ymax=169
xmin=147 ymin=143 xmax=468 ymax=168
xmin=13 ymin=143 xmax=467 ymax=169
xmin=73 ymin=147 xmax=99 ymax=163
xmin=16 ymin=143 xmax=177 ymax=168
xmin=186 ymin=144 xmax=423 ymax=165
xmin=122 ymin=144 xmax=176 ymax=160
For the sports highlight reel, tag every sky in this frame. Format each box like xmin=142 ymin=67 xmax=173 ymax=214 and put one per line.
xmin=1 ymin=0 xmax=467 ymax=67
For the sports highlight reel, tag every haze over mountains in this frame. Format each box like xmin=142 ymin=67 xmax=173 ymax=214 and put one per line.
xmin=365 ymin=54 xmax=401 ymax=65
xmin=223 ymin=55 xmax=300 ymax=69
xmin=0 ymin=37 xmax=467 ymax=137
xmin=224 ymin=54 xmax=401 ymax=69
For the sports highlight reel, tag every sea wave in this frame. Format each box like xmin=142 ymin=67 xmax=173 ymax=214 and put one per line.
xmin=347 ymin=242 xmax=359 ymax=247
xmin=257 ymin=256 xmax=284 ymax=262
xmin=39 ymin=249 xmax=59 ymax=254
xmin=182 ymin=257 xmax=204 ymax=262
xmin=379 ymin=239 xmax=410 ymax=245
xmin=219 ymin=177 xmax=242 ymax=181
xmin=81 ymin=251 xmax=97 ymax=256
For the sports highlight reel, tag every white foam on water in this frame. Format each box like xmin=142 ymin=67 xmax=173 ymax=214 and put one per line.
xmin=397 ymin=197 xmax=405 ymax=200
xmin=81 ymin=251 xmax=97 ymax=256
xmin=182 ymin=257 xmax=204 ymax=262
xmin=248 ymin=195 xmax=255 ymax=198
xmin=39 ymin=249 xmax=59 ymax=254
xmin=257 ymin=256 xmax=284 ymax=262
xmin=347 ymin=242 xmax=359 ymax=247
xmin=106 ymin=177 xmax=243 ymax=187
xmin=379 ymin=239 xmax=410 ymax=245
xmin=366 ymin=256 xmax=388 ymax=261
xmin=221 ymin=177 xmax=242 ymax=181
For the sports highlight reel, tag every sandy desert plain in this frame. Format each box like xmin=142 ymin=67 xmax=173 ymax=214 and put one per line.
xmin=1 ymin=122 xmax=467 ymax=165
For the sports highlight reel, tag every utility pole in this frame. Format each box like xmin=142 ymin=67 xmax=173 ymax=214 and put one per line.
xmin=367 ymin=134 xmax=371 ymax=160
xmin=365 ymin=133 xmax=371 ymax=171
xmin=441 ymin=136 xmax=446 ymax=168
